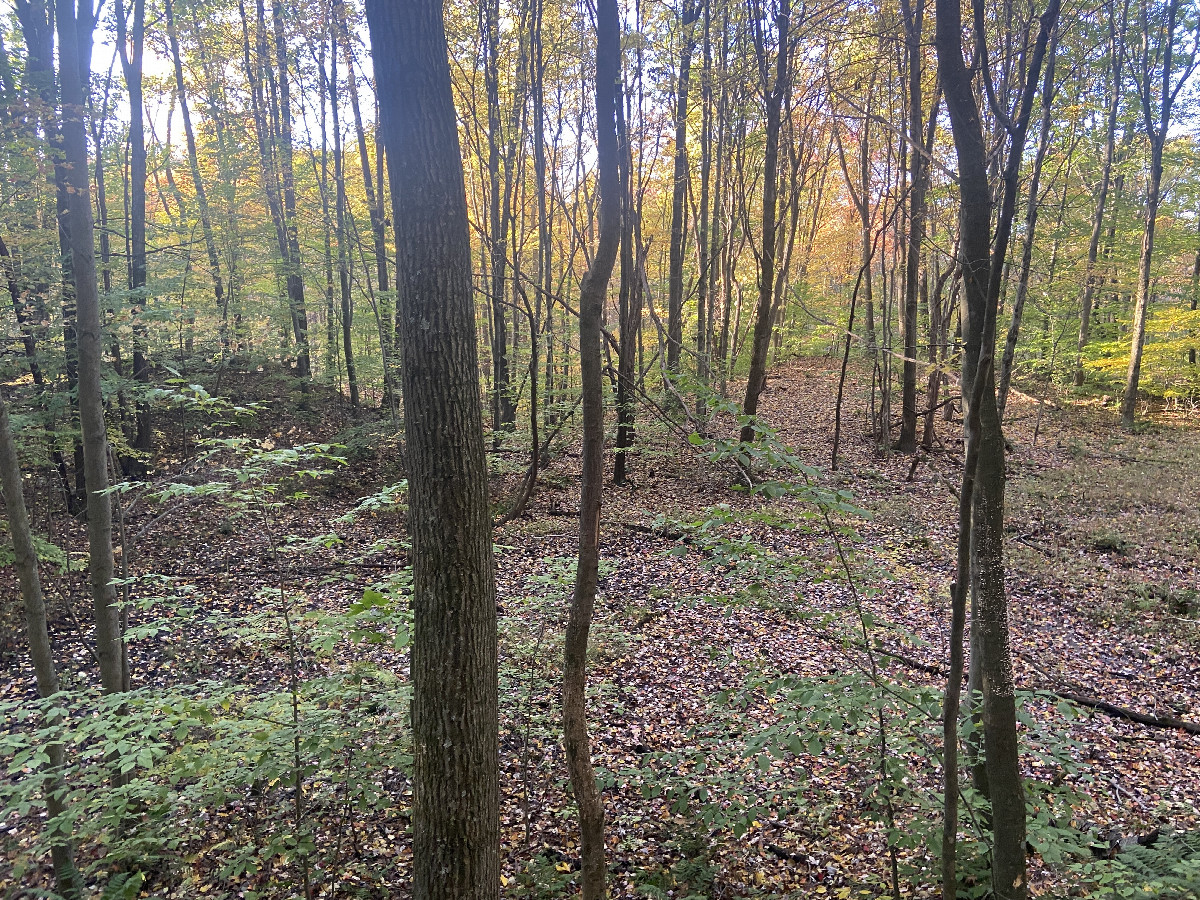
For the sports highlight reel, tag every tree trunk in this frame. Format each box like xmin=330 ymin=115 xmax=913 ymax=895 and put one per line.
xmin=740 ymin=0 xmax=790 ymax=443
xmin=667 ymin=3 xmax=698 ymax=374
xmin=1121 ymin=0 xmax=1192 ymax=427
xmin=935 ymin=0 xmax=1059 ymax=894
xmin=695 ymin=0 xmax=713 ymax=419
xmin=270 ymin=0 xmax=310 ymax=381
xmin=564 ymin=0 xmax=621 ymax=894
xmin=329 ymin=32 xmax=359 ymax=411
xmin=998 ymin=24 xmax=1058 ymax=418
xmin=1121 ymin=139 xmax=1163 ymax=428
xmin=897 ymin=0 xmax=926 ymax=454
xmin=1074 ymin=0 xmax=1127 ymax=387
xmin=115 ymin=0 xmax=151 ymax=449
xmin=166 ymin=0 xmax=227 ymax=351
xmin=1189 ymin=224 xmax=1199 ymax=366
xmin=0 ymin=393 xmax=83 ymax=900
xmin=368 ymin=2 xmax=499 ymax=897
xmin=56 ymin=0 xmax=125 ymax=695
xmin=614 ymin=70 xmax=640 ymax=485
xmin=334 ymin=0 xmax=393 ymax=397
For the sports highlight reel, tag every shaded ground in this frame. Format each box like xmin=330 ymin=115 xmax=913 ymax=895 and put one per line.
xmin=2 ymin=358 xmax=1198 ymax=898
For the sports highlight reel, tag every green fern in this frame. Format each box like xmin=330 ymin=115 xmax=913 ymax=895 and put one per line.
xmin=1111 ymin=830 xmax=1200 ymax=899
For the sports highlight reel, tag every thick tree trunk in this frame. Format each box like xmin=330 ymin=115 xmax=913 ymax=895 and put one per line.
xmin=368 ymin=2 xmax=499 ymax=897
xmin=15 ymin=0 xmax=85 ymax=512
xmin=564 ymin=0 xmax=621 ymax=895
xmin=56 ymin=0 xmax=125 ymax=695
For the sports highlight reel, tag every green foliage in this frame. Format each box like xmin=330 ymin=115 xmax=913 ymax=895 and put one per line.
xmin=0 ymin=586 xmax=413 ymax=897
xmin=1070 ymin=831 xmax=1200 ymax=899
xmin=686 ymin=399 xmax=864 ymax=514
xmin=336 ymin=480 xmax=409 ymax=523
xmin=652 ymin=503 xmax=813 ymax=597
xmin=505 ymin=852 xmax=577 ymax=898
xmin=137 ymin=438 xmax=346 ymax=518
xmin=632 ymin=824 xmax=717 ymax=899
xmin=147 ymin=379 xmax=262 ymax=424
xmin=0 ymin=526 xmax=76 ymax=573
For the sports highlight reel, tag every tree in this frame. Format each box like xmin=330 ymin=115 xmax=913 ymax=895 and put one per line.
xmin=1074 ymin=0 xmax=1129 ymax=387
xmin=563 ymin=0 xmax=622 ymax=895
xmin=0 ymin=393 xmax=83 ymax=898
xmin=366 ymin=1 xmax=500 ymax=897
xmin=165 ymin=0 xmax=227 ymax=351
xmin=998 ymin=23 xmax=1059 ymax=417
xmin=56 ymin=0 xmax=125 ymax=695
xmin=740 ymin=0 xmax=791 ymax=443
xmin=114 ymin=0 xmax=151 ymax=450
xmin=239 ymin=0 xmax=312 ymax=382
xmin=667 ymin=1 xmax=700 ymax=374
xmin=328 ymin=28 xmax=360 ymax=411
xmin=1120 ymin=0 xmax=1199 ymax=427
xmin=935 ymin=0 xmax=1059 ymax=895
xmin=897 ymin=0 xmax=929 ymax=454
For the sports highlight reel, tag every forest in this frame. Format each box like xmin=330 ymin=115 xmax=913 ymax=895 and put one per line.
xmin=1 ymin=0 xmax=1199 ymax=896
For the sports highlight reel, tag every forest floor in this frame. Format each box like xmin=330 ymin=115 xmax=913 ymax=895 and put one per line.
xmin=3 ymin=357 xmax=1200 ymax=899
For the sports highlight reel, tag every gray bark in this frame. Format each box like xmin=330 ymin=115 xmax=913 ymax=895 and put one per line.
xmin=367 ymin=1 xmax=500 ymax=897
xmin=55 ymin=0 xmax=125 ymax=695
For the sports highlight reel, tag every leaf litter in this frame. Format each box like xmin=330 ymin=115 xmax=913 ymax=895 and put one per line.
xmin=2 ymin=360 xmax=1198 ymax=897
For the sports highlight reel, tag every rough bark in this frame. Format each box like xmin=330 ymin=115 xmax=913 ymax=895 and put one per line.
xmin=366 ymin=1 xmax=500 ymax=897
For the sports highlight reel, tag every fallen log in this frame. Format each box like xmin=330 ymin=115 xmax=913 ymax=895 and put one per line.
xmin=1053 ymin=692 xmax=1200 ymax=736
xmin=857 ymin=641 xmax=1200 ymax=735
